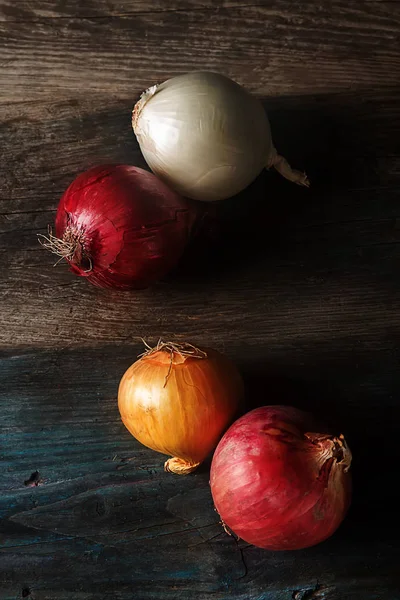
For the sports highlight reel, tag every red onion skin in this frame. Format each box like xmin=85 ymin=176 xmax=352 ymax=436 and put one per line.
xmin=54 ymin=165 xmax=197 ymax=289
xmin=210 ymin=406 xmax=352 ymax=551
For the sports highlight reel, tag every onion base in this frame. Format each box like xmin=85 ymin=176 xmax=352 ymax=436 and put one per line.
xmin=38 ymin=225 xmax=92 ymax=272
xmin=164 ymin=457 xmax=200 ymax=475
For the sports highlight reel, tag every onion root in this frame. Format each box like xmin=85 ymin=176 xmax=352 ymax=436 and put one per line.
xmin=164 ymin=457 xmax=200 ymax=475
xmin=132 ymin=85 xmax=158 ymax=133
xmin=38 ymin=226 xmax=92 ymax=271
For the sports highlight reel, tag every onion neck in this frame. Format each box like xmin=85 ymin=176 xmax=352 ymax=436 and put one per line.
xmin=164 ymin=457 xmax=200 ymax=475
xmin=140 ymin=340 xmax=207 ymax=364
xmin=306 ymin=432 xmax=352 ymax=474
xmin=267 ymin=146 xmax=310 ymax=187
xmin=140 ymin=340 xmax=207 ymax=387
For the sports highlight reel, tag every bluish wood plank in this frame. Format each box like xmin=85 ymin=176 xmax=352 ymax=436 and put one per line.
xmin=1 ymin=347 xmax=400 ymax=598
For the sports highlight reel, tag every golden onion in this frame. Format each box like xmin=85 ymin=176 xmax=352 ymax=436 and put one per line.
xmin=118 ymin=341 xmax=244 ymax=474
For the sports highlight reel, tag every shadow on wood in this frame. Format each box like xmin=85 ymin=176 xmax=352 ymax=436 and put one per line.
xmin=174 ymin=88 xmax=400 ymax=284
xmin=240 ymin=358 xmax=400 ymax=549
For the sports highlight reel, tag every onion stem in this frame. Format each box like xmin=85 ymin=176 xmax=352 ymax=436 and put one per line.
xmin=139 ymin=339 xmax=207 ymax=360
xmin=305 ymin=432 xmax=352 ymax=473
xmin=267 ymin=146 xmax=310 ymax=187
xmin=139 ymin=340 xmax=207 ymax=387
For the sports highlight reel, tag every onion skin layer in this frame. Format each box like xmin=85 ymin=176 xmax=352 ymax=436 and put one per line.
xmin=118 ymin=347 xmax=244 ymax=474
xmin=54 ymin=165 xmax=196 ymax=290
xmin=210 ymin=406 xmax=352 ymax=550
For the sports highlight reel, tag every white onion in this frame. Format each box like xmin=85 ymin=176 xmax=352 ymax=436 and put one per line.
xmin=132 ymin=72 xmax=309 ymax=202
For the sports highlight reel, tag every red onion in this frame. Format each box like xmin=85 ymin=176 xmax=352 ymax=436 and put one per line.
xmin=40 ymin=165 xmax=197 ymax=289
xmin=210 ymin=406 xmax=352 ymax=551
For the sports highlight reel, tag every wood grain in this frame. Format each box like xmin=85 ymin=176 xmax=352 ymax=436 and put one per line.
xmin=1 ymin=89 xmax=400 ymax=349
xmin=1 ymin=344 xmax=399 ymax=599
xmin=0 ymin=1 xmax=266 ymax=21
xmin=0 ymin=2 xmax=399 ymax=102
xmin=1 ymin=1 xmax=400 ymax=598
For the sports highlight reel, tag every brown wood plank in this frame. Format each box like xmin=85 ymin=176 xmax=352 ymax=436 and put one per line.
xmin=0 ymin=1 xmax=267 ymax=21
xmin=1 ymin=86 xmax=400 ymax=350
xmin=1 ymin=207 xmax=400 ymax=348
xmin=1 ymin=89 xmax=399 ymax=203
xmin=1 ymin=2 xmax=399 ymax=102
xmin=0 ymin=0 xmax=396 ymax=21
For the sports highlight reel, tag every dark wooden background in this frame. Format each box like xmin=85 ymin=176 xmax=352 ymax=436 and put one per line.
xmin=1 ymin=1 xmax=400 ymax=598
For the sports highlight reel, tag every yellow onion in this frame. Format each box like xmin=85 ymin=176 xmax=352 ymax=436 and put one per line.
xmin=118 ymin=341 xmax=244 ymax=474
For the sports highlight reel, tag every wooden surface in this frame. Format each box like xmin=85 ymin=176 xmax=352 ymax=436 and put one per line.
xmin=1 ymin=1 xmax=400 ymax=598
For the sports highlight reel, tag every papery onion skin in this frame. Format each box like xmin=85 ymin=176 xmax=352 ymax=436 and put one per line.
xmin=132 ymin=72 xmax=309 ymax=202
xmin=45 ymin=165 xmax=197 ymax=290
xmin=118 ymin=342 xmax=244 ymax=474
xmin=210 ymin=406 xmax=352 ymax=550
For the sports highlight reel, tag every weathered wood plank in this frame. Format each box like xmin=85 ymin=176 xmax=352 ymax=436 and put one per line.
xmin=1 ymin=212 xmax=400 ymax=348
xmin=1 ymin=345 xmax=399 ymax=598
xmin=0 ymin=2 xmax=399 ymax=102
xmin=0 ymin=89 xmax=400 ymax=347
xmin=1 ymin=89 xmax=400 ymax=203
xmin=0 ymin=1 xmax=268 ymax=21
xmin=1 ymin=87 xmax=400 ymax=349
xmin=2 ymin=199 xmax=400 ymax=348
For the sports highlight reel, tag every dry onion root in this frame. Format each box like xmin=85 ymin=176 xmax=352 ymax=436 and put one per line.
xmin=118 ymin=340 xmax=244 ymax=475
